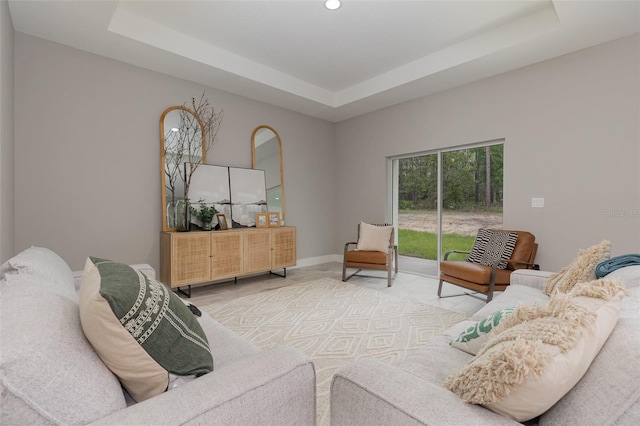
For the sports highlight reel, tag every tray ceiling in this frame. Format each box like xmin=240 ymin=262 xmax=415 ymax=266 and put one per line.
xmin=9 ymin=0 xmax=640 ymax=122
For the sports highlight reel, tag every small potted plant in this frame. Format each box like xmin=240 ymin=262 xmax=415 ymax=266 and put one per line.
xmin=190 ymin=199 xmax=218 ymax=231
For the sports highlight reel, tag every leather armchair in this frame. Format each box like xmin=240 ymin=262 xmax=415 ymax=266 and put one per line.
xmin=438 ymin=230 xmax=538 ymax=302
xmin=342 ymin=223 xmax=398 ymax=287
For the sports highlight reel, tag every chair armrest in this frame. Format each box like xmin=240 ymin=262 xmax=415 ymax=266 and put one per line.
xmin=72 ymin=263 xmax=155 ymax=291
xmin=443 ymin=250 xmax=470 ymax=260
xmin=90 ymin=346 xmax=316 ymax=426
xmin=331 ymin=359 xmax=518 ymax=426
xmin=344 ymin=241 xmax=357 ymax=254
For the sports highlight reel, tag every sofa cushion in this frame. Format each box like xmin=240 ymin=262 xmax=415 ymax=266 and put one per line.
xmin=471 ymin=284 xmax=550 ymax=321
xmin=79 ymin=257 xmax=213 ymax=402
xmin=0 ymin=246 xmax=75 ymax=297
xmin=0 ymin=275 xmax=126 ymax=425
xmin=539 ymin=317 xmax=640 ymax=425
xmin=444 ymin=278 xmax=627 ymax=422
xmin=543 ymin=240 xmax=611 ymax=295
xmin=356 ymin=222 xmax=392 ymax=253
xmin=466 ymin=229 xmax=517 ymax=269
xmin=451 ymin=307 xmax=515 ymax=355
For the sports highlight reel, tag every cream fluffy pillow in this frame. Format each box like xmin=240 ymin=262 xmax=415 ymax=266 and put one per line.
xmin=356 ymin=222 xmax=393 ymax=253
xmin=543 ymin=240 xmax=611 ymax=296
xmin=444 ymin=278 xmax=627 ymax=422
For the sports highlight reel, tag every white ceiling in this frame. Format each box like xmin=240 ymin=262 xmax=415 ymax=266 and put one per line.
xmin=8 ymin=0 xmax=640 ymax=122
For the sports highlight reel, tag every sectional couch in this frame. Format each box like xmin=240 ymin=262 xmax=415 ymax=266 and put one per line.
xmin=331 ymin=265 xmax=639 ymax=425
xmin=0 ymin=247 xmax=316 ymax=425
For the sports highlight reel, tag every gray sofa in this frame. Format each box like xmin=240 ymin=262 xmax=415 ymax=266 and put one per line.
xmin=331 ymin=266 xmax=640 ymax=425
xmin=0 ymin=247 xmax=316 ymax=425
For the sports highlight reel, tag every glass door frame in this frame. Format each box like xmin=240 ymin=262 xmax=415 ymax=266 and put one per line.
xmin=387 ymin=139 xmax=505 ymax=275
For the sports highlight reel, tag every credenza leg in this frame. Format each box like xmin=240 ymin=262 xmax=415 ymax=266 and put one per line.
xmin=176 ymin=285 xmax=192 ymax=298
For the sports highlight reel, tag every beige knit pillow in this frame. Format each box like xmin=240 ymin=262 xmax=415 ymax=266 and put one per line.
xmin=356 ymin=222 xmax=393 ymax=253
xmin=444 ymin=278 xmax=627 ymax=422
xmin=543 ymin=240 xmax=611 ymax=296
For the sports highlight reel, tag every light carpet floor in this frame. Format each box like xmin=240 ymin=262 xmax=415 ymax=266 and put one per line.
xmin=201 ymin=277 xmax=466 ymax=425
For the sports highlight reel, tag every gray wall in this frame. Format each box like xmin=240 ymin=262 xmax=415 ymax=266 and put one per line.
xmin=13 ymin=33 xmax=336 ymax=271
xmin=10 ymin=31 xmax=640 ymax=274
xmin=336 ymin=34 xmax=640 ymax=271
xmin=0 ymin=0 xmax=14 ymax=263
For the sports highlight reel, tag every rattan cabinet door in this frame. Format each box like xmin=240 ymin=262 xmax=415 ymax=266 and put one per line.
xmin=169 ymin=232 xmax=211 ymax=287
xmin=272 ymin=227 xmax=296 ymax=269
xmin=244 ymin=229 xmax=272 ymax=273
xmin=211 ymin=231 xmax=243 ymax=279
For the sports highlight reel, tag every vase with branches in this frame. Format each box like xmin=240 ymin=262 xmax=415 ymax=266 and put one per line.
xmin=164 ymin=92 xmax=224 ymax=231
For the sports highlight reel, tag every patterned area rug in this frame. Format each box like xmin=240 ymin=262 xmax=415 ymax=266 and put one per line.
xmin=202 ymin=278 xmax=466 ymax=425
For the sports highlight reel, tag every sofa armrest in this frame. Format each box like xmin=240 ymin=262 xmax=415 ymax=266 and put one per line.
xmin=331 ymin=358 xmax=518 ymax=426
xmin=73 ymin=263 xmax=155 ymax=291
xmin=90 ymin=346 xmax=315 ymax=426
xmin=510 ymin=269 xmax=554 ymax=291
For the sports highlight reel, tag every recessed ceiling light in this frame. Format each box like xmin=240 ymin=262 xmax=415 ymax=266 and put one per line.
xmin=325 ymin=0 xmax=341 ymax=11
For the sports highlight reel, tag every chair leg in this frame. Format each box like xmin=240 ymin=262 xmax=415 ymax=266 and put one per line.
xmin=394 ymin=247 xmax=399 ymax=273
xmin=437 ymin=279 xmax=444 ymax=298
xmin=387 ymin=263 xmax=392 ymax=287
xmin=342 ymin=261 xmax=347 ymax=282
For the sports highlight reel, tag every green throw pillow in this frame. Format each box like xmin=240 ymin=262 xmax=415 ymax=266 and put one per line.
xmin=451 ymin=307 xmax=515 ymax=355
xmin=79 ymin=257 xmax=213 ymax=402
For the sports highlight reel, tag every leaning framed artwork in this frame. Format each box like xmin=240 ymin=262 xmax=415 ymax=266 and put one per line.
xmin=268 ymin=212 xmax=280 ymax=227
xmin=256 ymin=213 xmax=268 ymax=228
xmin=217 ymin=214 xmax=228 ymax=230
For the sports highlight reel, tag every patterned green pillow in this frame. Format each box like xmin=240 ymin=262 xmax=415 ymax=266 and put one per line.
xmin=451 ymin=307 xmax=515 ymax=355
xmin=79 ymin=257 xmax=213 ymax=402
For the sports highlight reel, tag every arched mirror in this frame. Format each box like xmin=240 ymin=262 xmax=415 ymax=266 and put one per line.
xmin=252 ymin=125 xmax=285 ymax=223
xmin=161 ymin=106 xmax=206 ymax=231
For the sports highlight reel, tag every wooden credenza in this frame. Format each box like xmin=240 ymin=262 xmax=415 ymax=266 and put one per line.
xmin=160 ymin=227 xmax=296 ymax=293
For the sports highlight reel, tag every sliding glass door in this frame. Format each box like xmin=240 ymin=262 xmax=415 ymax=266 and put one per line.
xmin=391 ymin=142 xmax=504 ymax=276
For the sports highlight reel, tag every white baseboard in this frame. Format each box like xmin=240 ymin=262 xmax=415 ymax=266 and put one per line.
xmin=290 ymin=254 xmax=343 ymax=269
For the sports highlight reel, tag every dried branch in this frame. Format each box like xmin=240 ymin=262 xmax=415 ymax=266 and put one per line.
xmin=178 ymin=92 xmax=225 ymax=202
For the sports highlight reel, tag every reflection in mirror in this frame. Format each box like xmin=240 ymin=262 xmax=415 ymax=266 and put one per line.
xmin=252 ymin=126 xmax=285 ymax=223
xmin=160 ymin=106 xmax=206 ymax=231
xmin=189 ymin=164 xmax=230 ymax=229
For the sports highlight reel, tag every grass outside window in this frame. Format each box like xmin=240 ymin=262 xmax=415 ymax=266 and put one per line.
xmin=398 ymin=229 xmax=475 ymax=261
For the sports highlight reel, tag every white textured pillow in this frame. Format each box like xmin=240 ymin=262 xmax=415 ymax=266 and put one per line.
xmin=0 ymin=246 xmax=74 ymax=290
xmin=445 ymin=278 xmax=627 ymax=422
xmin=356 ymin=222 xmax=392 ymax=253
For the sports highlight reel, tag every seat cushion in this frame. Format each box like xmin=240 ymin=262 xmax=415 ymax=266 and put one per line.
xmin=440 ymin=261 xmax=512 ymax=285
xmin=345 ymin=250 xmax=388 ymax=265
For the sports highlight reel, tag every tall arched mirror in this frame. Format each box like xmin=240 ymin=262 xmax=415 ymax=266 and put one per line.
xmin=252 ymin=125 xmax=285 ymax=223
xmin=161 ymin=106 xmax=206 ymax=232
